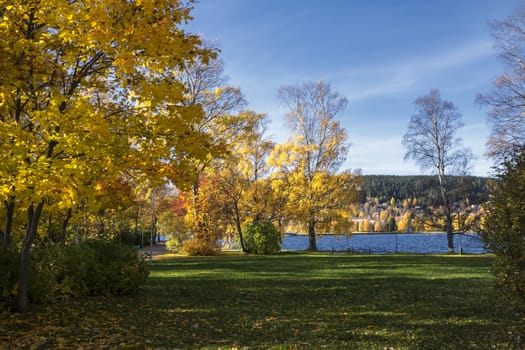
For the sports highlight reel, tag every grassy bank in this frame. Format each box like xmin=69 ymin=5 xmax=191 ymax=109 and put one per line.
xmin=1 ymin=253 xmax=524 ymax=349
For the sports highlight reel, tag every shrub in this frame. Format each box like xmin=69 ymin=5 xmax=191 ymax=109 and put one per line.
xmin=181 ymin=237 xmax=219 ymax=256
xmin=482 ymin=147 xmax=525 ymax=298
xmin=0 ymin=249 xmax=20 ymax=308
xmin=79 ymin=240 xmax=149 ymax=296
xmin=166 ymin=236 xmax=182 ymax=253
xmin=243 ymin=221 xmax=281 ymax=254
xmin=30 ymin=240 xmax=149 ymax=303
xmin=117 ymin=227 xmax=150 ymax=248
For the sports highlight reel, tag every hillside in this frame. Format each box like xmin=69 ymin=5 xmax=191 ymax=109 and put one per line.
xmin=361 ymin=175 xmax=489 ymax=205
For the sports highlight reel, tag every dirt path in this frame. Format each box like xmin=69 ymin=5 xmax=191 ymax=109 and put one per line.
xmin=139 ymin=243 xmax=172 ymax=260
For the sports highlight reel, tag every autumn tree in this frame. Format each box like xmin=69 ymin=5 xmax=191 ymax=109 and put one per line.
xmin=176 ymin=48 xmax=247 ymax=231
xmin=477 ymin=3 xmax=525 ymax=157
xmin=274 ymin=81 xmax=359 ymax=251
xmin=181 ymin=174 xmax=226 ymax=256
xmin=402 ymin=89 xmax=473 ymax=252
xmin=397 ymin=212 xmax=412 ymax=232
xmin=0 ymin=0 xmax=214 ymax=312
xmin=160 ymin=192 xmax=189 ymax=252
xmin=373 ymin=220 xmax=382 ymax=233
xmin=358 ymin=219 xmax=372 ymax=233
xmin=209 ymin=111 xmax=275 ymax=252
xmin=179 ymin=54 xmax=246 ymax=141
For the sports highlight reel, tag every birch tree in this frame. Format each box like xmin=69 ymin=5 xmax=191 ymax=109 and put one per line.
xmin=403 ymin=89 xmax=473 ymax=252
xmin=275 ymin=81 xmax=359 ymax=251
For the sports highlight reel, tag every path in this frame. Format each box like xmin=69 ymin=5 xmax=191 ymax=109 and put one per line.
xmin=139 ymin=242 xmax=171 ymax=260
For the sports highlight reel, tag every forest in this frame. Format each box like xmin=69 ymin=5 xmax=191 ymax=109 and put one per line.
xmin=360 ymin=175 xmax=489 ymax=205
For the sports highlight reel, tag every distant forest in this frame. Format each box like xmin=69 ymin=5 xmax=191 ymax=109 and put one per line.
xmin=360 ymin=175 xmax=490 ymax=205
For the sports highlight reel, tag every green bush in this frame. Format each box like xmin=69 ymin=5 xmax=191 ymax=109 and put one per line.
xmin=243 ymin=221 xmax=281 ymax=254
xmin=30 ymin=240 xmax=149 ymax=303
xmin=482 ymin=147 xmax=525 ymax=298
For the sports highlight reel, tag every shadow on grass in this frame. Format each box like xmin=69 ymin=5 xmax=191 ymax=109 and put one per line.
xmin=1 ymin=254 xmax=523 ymax=349
xmin=136 ymin=254 xmax=523 ymax=349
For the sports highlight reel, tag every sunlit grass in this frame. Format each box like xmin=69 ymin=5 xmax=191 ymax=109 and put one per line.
xmin=1 ymin=252 xmax=524 ymax=349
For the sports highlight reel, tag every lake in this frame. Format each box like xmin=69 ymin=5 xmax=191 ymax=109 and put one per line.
xmin=281 ymin=233 xmax=487 ymax=254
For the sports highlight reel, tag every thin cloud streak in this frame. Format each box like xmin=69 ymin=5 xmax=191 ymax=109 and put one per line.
xmin=331 ymin=39 xmax=496 ymax=102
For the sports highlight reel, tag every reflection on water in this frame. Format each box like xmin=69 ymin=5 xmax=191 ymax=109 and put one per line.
xmin=281 ymin=233 xmax=487 ymax=254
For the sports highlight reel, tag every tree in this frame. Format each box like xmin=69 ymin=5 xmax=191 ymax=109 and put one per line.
xmin=386 ymin=217 xmax=397 ymax=232
xmin=179 ymin=55 xmax=246 ymax=138
xmin=176 ymin=50 xmax=247 ymax=199
xmin=359 ymin=219 xmax=372 ymax=233
xmin=211 ymin=111 xmax=275 ymax=252
xmin=402 ymin=89 xmax=472 ymax=252
xmin=482 ymin=146 xmax=525 ymax=298
xmin=378 ymin=210 xmax=390 ymax=232
xmin=175 ymin=47 xmax=246 ymax=203
xmin=477 ymin=3 xmax=525 ymax=157
xmin=173 ymin=111 xmax=275 ymax=254
xmin=275 ymin=81 xmax=358 ymax=250
xmin=397 ymin=213 xmax=411 ymax=232
xmin=182 ymin=175 xmax=225 ymax=256
xmin=373 ymin=220 xmax=382 ymax=232
xmin=0 ymin=0 xmax=213 ymax=312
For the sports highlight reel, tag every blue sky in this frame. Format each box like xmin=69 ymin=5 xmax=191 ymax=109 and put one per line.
xmin=185 ymin=0 xmax=522 ymax=176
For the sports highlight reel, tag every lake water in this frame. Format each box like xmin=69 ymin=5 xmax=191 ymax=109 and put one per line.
xmin=281 ymin=233 xmax=487 ymax=254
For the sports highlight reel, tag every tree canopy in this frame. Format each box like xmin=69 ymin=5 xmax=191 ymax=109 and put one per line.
xmin=0 ymin=0 xmax=215 ymax=311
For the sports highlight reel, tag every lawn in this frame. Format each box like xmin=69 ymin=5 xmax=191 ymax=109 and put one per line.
xmin=1 ymin=252 xmax=524 ymax=349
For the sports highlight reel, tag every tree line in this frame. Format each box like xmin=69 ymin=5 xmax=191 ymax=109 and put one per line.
xmin=360 ymin=175 xmax=489 ymax=206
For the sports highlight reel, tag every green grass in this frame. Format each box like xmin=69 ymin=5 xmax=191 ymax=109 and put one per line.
xmin=2 ymin=253 xmax=524 ymax=349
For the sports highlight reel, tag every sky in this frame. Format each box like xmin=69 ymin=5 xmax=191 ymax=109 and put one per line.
xmin=185 ymin=0 xmax=523 ymax=176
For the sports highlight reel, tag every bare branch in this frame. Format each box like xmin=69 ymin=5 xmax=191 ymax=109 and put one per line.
xmin=480 ymin=4 xmax=525 ymax=157
xmin=402 ymin=89 xmax=471 ymax=251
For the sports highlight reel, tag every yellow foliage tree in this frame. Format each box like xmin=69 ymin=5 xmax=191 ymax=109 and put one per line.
xmin=359 ymin=219 xmax=372 ymax=233
xmin=273 ymin=81 xmax=360 ymax=250
xmin=373 ymin=220 xmax=382 ymax=233
xmin=182 ymin=175 xmax=226 ymax=255
xmin=0 ymin=0 xmax=214 ymax=311
xmin=209 ymin=111 xmax=276 ymax=252
xmin=397 ymin=212 xmax=412 ymax=232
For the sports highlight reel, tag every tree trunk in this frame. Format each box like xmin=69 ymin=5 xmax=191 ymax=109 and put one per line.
xmin=444 ymin=205 xmax=454 ymax=253
xmin=152 ymin=216 xmax=157 ymax=243
xmin=236 ymin=218 xmax=249 ymax=253
xmin=233 ymin=202 xmax=249 ymax=253
xmin=61 ymin=208 xmax=72 ymax=243
xmin=47 ymin=214 xmax=53 ymax=243
xmin=307 ymin=219 xmax=317 ymax=251
xmin=134 ymin=204 xmax=140 ymax=245
xmin=3 ymin=198 xmax=15 ymax=251
xmin=437 ymin=172 xmax=454 ymax=252
xmin=17 ymin=201 xmax=44 ymax=313
xmin=191 ymin=168 xmax=204 ymax=226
